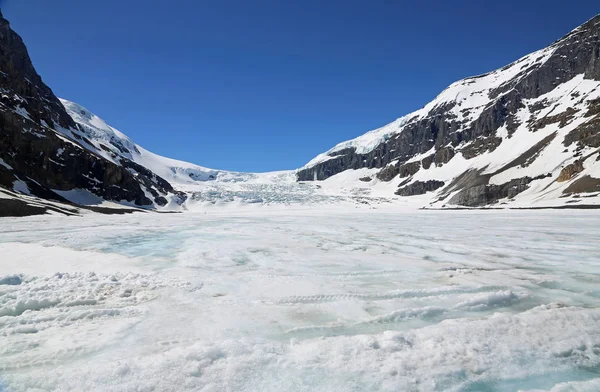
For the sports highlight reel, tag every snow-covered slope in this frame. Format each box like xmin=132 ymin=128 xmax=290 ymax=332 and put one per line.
xmin=3 ymin=210 xmax=600 ymax=391
xmin=3 ymin=11 xmax=600 ymax=213
xmin=304 ymin=44 xmax=557 ymax=169
xmin=299 ymin=15 xmax=600 ymax=209
xmin=0 ymin=10 xmax=184 ymax=212
xmin=60 ymin=99 xmax=245 ymax=186
xmin=58 ymin=101 xmax=401 ymax=210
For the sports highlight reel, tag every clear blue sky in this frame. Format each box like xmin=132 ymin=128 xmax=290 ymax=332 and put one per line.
xmin=1 ymin=1 xmax=598 ymax=172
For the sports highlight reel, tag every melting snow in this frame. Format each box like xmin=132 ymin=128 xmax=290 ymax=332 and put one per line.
xmin=1 ymin=210 xmax=599 ymax=391
xmin=52 ymin=189 xmax=106 ymax=206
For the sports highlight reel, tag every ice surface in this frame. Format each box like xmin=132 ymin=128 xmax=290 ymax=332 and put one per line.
xmin=1 ymin=210 xmax=599 ymax=391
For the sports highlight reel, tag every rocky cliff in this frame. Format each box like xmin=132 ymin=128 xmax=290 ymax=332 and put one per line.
xmin=298 ymin=15 xmax=600 ymax=208
xmin=0 ymin=10 xmax=176 ymax=209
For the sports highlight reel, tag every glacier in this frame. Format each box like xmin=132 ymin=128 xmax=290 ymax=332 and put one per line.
xmin=1 ymin=209 xmax=599 ymax=391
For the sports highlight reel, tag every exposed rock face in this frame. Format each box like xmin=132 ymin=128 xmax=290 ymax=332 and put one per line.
xmin=0 ymin=198 xmax=52 ymax=217
xmin=531 ymin=107 xmax=579 ymax=132
xmin=376 ymin=164 xmax=400 ymax=182
xmin=0 ymin=12 xmax=75 ymax=131
xmin=396 ymin=180 xmax=445 ymax=196
xmin=298 ymin=14 xmax=600 ymax=207
xmin=0 ymin=11 xmax=175 ymax=207
xmin=376 ymin=161 xmax=421 ymax=181
xmin=448 ymin=177 xmax=537 ymax=207
xmin=0 ymin=118 xmax=152 ymax=205
xmin=399 ymin=161 xmax=422 ymax=177
xmin=557 ymin=161 xmax=585 ymax=182
xmin=564 ymin=116 xmax=600 ymax=150
xmin=3 ymin=11 xmax=600 ymax=210
xmin=461 ymin=136 xmax=502 ymax=159
xmin=563 ymin=175 xmax=600 ymax=194
xmin=434 ymin=147 xmax=455 ymax=167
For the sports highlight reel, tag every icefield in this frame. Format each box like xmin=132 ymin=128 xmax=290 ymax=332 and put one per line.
xmin=1 ymin=209 xmax=600 ymax=391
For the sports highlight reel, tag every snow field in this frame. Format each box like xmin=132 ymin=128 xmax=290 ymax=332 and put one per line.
xmin=0 ymin=210 xmax=599 ymax=391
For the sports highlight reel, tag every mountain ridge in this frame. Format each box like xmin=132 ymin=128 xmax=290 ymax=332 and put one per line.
xmin=0 ymin=9 xmax=183 ymax=211
xmin=1 ymin=10 xmax=599 ymax=214
xmin=297 ymin=14 xmax=600 ymax=208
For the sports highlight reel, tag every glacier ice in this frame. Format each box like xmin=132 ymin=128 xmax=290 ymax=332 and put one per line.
xmin=0 ymin=209 xmax=599 ymax=391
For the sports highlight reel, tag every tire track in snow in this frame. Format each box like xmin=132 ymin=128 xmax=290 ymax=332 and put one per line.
xmin=283 ymin=290 xmax=524 ymax=338
xmin=275 ymin=285 xmax=507 ymax=304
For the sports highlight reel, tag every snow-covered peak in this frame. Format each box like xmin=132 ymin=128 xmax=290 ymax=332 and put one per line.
xmin=61 ymin=100 xmax=118 ymax=136
xmin=58 ymin=99 xmax=337 ymax=209
xmin=59 ymin=98 xmax=245 ymax=185
xmin=302 ymin=116 xmax=410 ymax=169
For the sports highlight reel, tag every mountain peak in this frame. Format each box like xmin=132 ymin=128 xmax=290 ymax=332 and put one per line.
xmin=0 ymin=9 xmax=8 ymax=30
xmin=299 ymin=13 xmax=600 ymax=208
xmin=580 ymin=13 xmax=600 ymax=29
xmin=2 ymin=10 xmax=600 ymax=211
xmin=553 ymin=13 xmax=600 ymax=47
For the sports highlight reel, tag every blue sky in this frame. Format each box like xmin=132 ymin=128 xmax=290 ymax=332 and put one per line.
xmin=2 ymin=1 xmax=599 ymax=172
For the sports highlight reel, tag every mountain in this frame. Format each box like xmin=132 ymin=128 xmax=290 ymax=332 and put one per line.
xmin=59 ymin=100 xmax=396 ymax=210
xmin=0 ymin=9 xmax=182 ymax=214
xmin=0 ymin=5 xmax=399 ymax=215
xmin=1 ymin=10 xmax=599 ymax=214
xmin=298 ymin=15 xmax=600 ymax=208
xmin=57 ymin=99 xmax=323 ymax=209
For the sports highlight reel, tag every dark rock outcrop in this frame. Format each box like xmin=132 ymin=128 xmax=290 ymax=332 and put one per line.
xmin=448 ymin=177 xmax=534 ymax=207
xmin=0 ymin=11 xmax=174 ymax=208
xmin=434 ymin=147 xmax=455 ymax=167
xmin=530 ymin=107 xmax=579 ymax=132
xmin=399 ymin=161 xmax=422 ymax=177
xmin=396 ymin=180 xmax=445 ymax=196
xmin=376 ymin=160 xmax=421 ymax=181
xmin=376 ymin=164 xmax=400 ymax=182
xmin=421 ymin=154 xmax=434 ymax=170
xmin=461 ymin=136 xmax=503 ymax=159
xmin=0 ymin=198 xmax=52 ymax=217
xmin=564 ymin=116 xmax=600 ymax=149
xmin=563 ymin=175 xmax=600 ymax=194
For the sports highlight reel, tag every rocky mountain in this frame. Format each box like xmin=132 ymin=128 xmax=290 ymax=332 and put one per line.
xmin=298 ymin=15 xmax=600 ymax=208
xmin=0 ymin=9 xmax=179 ymax=213
xmin=57 ymin=99 xmax=317 ymax=209
xmin=1 ymin=10 xmax=599 ymax=214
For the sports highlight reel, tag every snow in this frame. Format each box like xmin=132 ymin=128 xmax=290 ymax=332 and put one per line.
xmin=59 ymin=35 xmax=554 ymax=187
xmin=13 ymin=105 xmax=32 ymax=120
xmin=59 ymin=99 xmax=230 ymax=186
xmin=52 ymin=188 xmax=106 ymax=206
xmin=293 ymin=27 xmax=598 ymax=209
xmin=0 ymin=157 xmax=12 ymax=170
xmin=522 ymin=379 xmax=600 ymax=392
xmin=301 ymin=69 xmax=600 ymax=209
xmin=12 ymin=179 xmax=30 ymax=195
xmin=1 ymin=210 xmax=599 ymax=391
